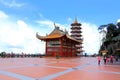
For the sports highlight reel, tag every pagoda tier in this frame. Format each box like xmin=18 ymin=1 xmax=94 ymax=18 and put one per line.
xmin=71 ymin=34 xmax=82 ymax=37
xmin=71 ymin=20 xmax=81 ymax=26
xmin=70 ymin=18 xmax=83 ymax=54
xmin=71 ymin=36 xmax=83 ymax=40
xmin=71 ymin=27 xmax=81 ymax=29
xmin=71 ymin=30 xmax=82 ymax=33
xmin=76 ymin=44 xmax=83 ymax=47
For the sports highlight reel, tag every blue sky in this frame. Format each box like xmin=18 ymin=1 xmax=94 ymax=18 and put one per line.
xmin=0 ymin=0 xmax=120 ymax=54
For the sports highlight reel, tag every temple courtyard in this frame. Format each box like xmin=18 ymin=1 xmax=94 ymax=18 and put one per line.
xmin=0 ymin=57 xmax=120 ymax=80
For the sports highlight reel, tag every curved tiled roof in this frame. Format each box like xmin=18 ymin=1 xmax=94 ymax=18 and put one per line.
xmin=36 ymin=32 xmax=64 ymax=40
xmin=36 ymin=26 xmax=64 ymax=40
xmin=36 ymin=26 xmax=81 ymax=43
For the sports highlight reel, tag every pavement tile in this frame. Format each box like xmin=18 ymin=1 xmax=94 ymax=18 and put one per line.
xmin=52 ymin=70 xmax=120 ymax=80
xmin=46 ymin=62 xmax=81 ymax=68
xmin=0 ymin=57 xmax=119 ymax=80
xmin=5 ymin=66 xmax=66 ymax=79
xmin=84 ymin=65 xmax=120 ymax=72
xmin=0 ymin=74 xmax=20 ymax=80
xmin=0 ymin=62 xmax=27 ymax=69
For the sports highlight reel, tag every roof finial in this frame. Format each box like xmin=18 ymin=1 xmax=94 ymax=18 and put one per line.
xmin=64 ymin=28 xmax=68 ymax=34
xmin=54 ymin=22 xmax=57 ymax=28
xmin=74 ymin=17 xmax=78 ymax=23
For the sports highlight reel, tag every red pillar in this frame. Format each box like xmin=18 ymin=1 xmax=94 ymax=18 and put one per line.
xmin=71 ymin=42 xmax=72 ymax=57
xmin=60 ymin=38 xmax=63 ymax=57
xmin=66 ymin=39 xmax=68 ymax=57
xmin=45 ymin=40 xmax=47 ymax=56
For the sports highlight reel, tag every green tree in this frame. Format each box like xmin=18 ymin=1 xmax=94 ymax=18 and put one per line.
xmin=117 ymin=22 xmax=120 ymax=28
xmin=98 ymin=23 xmax=118 ymax=55
xmin=0 ymin=52 xmax=6 ymax=58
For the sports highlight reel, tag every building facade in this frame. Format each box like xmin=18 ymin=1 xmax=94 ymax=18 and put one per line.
xmin=36 ymin=24 xmax=82 ymax=57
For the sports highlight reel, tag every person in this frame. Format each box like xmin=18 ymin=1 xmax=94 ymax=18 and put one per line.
xmin=103 ymin=55 xmax=107 ymax=64
xmin=110 ymin=55 xmax=113 ymax=63
xmin=115 ymin=55 xmax=118 ymax=62
xmin=84 ymin=53 xmax=87 ymax=57
xmin=97 ymin=56 xmax=101 ymax=65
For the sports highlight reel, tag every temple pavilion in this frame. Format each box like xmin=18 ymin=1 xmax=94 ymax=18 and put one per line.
xmin=36 ymin=23 xmax=82 ymax=57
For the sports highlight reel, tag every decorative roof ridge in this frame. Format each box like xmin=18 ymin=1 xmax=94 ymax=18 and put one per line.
xmin=54 ymin=22 xmax=60 ymax=29
xmin=66 ymin=34 xmax=82 ymax=43
xmin=36 ymin=32 xmax=45 ymax=40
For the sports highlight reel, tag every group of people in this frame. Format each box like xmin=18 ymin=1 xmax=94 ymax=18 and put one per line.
xmin=97 ymin=55 xmax=119 ymax=65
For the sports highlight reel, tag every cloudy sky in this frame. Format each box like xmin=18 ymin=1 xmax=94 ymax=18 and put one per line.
xmin=0 ymin=0 xmax=120 ymax=54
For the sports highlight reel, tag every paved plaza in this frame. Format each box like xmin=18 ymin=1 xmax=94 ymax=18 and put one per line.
xmin=0 ymin=57 xmax=120 ymax=80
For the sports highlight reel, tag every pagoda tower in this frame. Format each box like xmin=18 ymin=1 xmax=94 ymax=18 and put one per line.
xmin=71 ymin=18 xmax=83 ymax=55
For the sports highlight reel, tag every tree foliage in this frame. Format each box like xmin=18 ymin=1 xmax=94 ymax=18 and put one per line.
xmin=98 ymin=22 xmax=120 ymax=56
xmin=0 ymin=52 xmax=6 ymax=58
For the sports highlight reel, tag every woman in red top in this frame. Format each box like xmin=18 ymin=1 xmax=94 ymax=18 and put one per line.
xmin=97 ymin=56 xmax=101 ymax=65
xmin=110 ymin=55 xmax=113 ymax=63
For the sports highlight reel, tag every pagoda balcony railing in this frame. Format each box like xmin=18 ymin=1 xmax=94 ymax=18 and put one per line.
xmin=71 ymin=27 xmax=81 ymax=29
xmin=47 ymin=45 xmax=75 ymax=48
xmin=47 ymin=45 xmax=61 ymax=47
xmin=71 ymin=31 xmax=81 ymax=33
xmin=71 ymin=29 xmax=82 ymax=32
xmin=47 ymin=47 xmax=60 ymax=52
xmin=71 ymin=29 xmax=81 ymax=31
xmin=77 ymin=49 xmax=83 ymax=52
xmin=71 ymin=31 xmax=82 ymax=33
xmin=47 ymin=46 xmax=76 ymax=52
xmin=74 ymin=37 xmax=83 ymax=40
xmin=76 ymin=45 xmax=82 ymax=47
xmin=71 ymin=33 xmax=81 ymax=35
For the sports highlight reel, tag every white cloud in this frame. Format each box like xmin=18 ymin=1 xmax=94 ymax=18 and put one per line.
xmin=117 ymin=19 xmax=120 ymax=23
xmin=0 ymin=11 xmax=44 ymax=54
xmin=37 ymin=20 xmax=70 ymax=32
xmin=81 ymin=22 xmax=100 ymax=54
xmin=68 ymin=17 xmax=72 ymax=21
xmin=36 ymin=20 xmax=54 ymax=29
xmin=0 ymin=0 xmax=25 ymax=8
xmin=0 ymin=11 xmax=8 ymax=19
xmin=0 ymin=10 xmax=100 ymax=55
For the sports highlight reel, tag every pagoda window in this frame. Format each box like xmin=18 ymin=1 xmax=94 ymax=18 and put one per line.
xmin=72 ymin=50 xmax=75 ymax=53
xmin=68 ymin=49 xmax=71 ymax=52
xmin=63 ymin=42 xmax=67 ymax=46
xmin=47 ymin=40 xmax=60 ymax=46
xmin=47 ymin=47 xmax=60 ymax=52
xmin=72 ymin=45 xmax=75 ymax=48
xmin=63 ymin=49 xmax=67 ymax=52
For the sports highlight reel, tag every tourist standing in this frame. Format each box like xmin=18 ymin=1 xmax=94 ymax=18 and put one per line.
xmin=110 ymin=55 xmax=113 ymax=63
xmin=115 ymin=55 xmax=118 ymax=62
xmin=97 ymin=56 xmax=101 ymax=65
xmin=103 ymin=55 xmax=107 ymax=64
